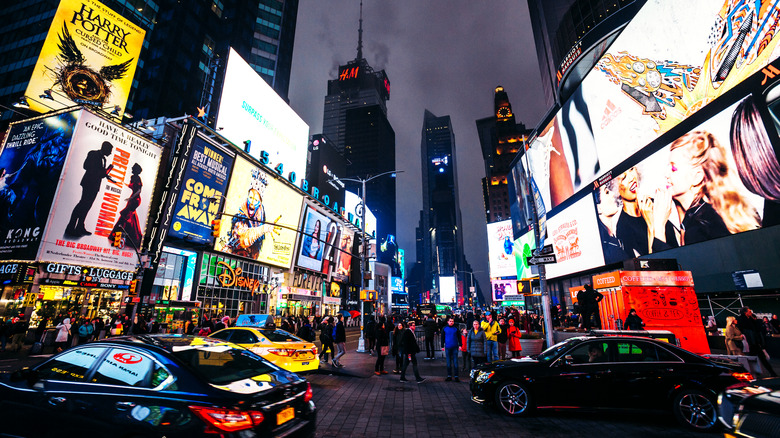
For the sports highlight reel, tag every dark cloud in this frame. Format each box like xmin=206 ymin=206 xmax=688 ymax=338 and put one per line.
xmin=289 ymin=0 xmax=547 ymax=300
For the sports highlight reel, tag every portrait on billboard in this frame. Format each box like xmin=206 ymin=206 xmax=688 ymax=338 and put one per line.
xmin=39 ymin=110 xmax=162 ymax=271
xmin=334 ymin=228 xmax=355 ymax=282
xmin=24 ymin=0 xmax=145 ymax=116
xmin=320 ymin=218 xmax=343 ymax=277
xmin=296 ymin=205 xmax=329 ymax=272
xmin=214 ymin=156 xmax=303 ymax=269
xmin=0 ymin=111 xmax=79 ymax=259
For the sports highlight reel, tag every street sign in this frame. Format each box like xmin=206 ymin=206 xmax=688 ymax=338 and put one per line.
xmin=526 ymin=254 xmax=557 ymax=265
xmin=536 ymin=244 xmax=554 ymax=256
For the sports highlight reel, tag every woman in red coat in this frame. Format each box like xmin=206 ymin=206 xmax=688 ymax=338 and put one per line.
xmin=506 ymin=318 xmax=523 ymax=358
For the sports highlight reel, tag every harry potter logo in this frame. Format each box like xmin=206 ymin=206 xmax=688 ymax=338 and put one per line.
xmin=216 ymin=261 xmax=260 ymax=292
xmin=72 ymin=3 xmax=132 ymax=53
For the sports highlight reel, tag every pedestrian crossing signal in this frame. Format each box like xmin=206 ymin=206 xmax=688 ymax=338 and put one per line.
xmin=113 ymin=232 xmax=122 ymax=247
xmin=211 ymin=219 xmax=221 ymax=238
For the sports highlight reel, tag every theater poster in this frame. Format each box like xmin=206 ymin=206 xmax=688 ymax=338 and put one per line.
xmin=169 ymin=137 xmax=234 ymax=243
xmin=24 ymin=0 xmax=145 ymax=116
xmin=0 ymin=111 xmax=79 ymax=259
xmin=39 ymin=110 xmax=162 ymax=271
xmin=213 ymin=156 xmax=303 ymax=269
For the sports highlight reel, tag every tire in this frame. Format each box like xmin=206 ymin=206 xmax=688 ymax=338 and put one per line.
xmin=493 ymin=381 xmax=533 ymax=416
xmin=671 ymin=388 xmax=718 ymax=431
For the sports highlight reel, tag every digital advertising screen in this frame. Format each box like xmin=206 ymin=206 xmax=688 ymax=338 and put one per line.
xmin=513 ymin=230 xmax=537 ymax=280
xmin=24 ymin=0 xmax=145 ymax=116
xmin=216 ymin=48 xmax=309 ymax=181
xmin=491 ymin=279 xmax=518 ymax=302
xmin=439 ymin=276 xmax=455 ymax=304
xmin=214 ymin=156 xmax=303 ymax=269
xmin=544 ymin=195 xmax=605 ymax=279
xmin=296 ymin=205 xmax=329 ymax=272
xmin=486 ymin=220 xmax=518 ymax=278
xmin=333 ymin=227 xmax=355 ymax=282
xmin=0 ymin=110 xmax=79 ymax=259
xmin=344 ymin=190 xmax=376 ymax=237
xmin=169 ymin=136 xmax=234 ymax=244
xmin=39 ymin=110 xmax=162 ymax=271
xmin=308 ymin=135 xmax=346 ymax=208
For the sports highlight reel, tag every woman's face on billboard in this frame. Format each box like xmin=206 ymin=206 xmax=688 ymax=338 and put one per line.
xmin=618 ymin=167 xmax=639 ymax=202
xmin=666 ymin=146 xmax=703 ymax=200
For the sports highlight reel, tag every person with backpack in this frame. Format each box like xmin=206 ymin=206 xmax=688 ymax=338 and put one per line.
xmin=77 ymin=318 xmax=94 ymax=345
xmin=297 ymin=318 xmax=315 ymax=342
xmin=332 ymin=314 xmax=346 ymax=367
xmin=318 ymin=317 xmax=334 ymax=366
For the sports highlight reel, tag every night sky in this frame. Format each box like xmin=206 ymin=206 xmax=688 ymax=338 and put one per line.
xmin=288 ymin=0 xmax=548 ymax=300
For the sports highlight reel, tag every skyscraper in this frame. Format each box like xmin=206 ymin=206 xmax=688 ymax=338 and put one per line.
xmin=321 ymin=1 xmax=396 ymax=256
xmin=0 ymin=0 xmax=299 ymax=125
xmin=418 ymin=110 xmax=466 ymax=305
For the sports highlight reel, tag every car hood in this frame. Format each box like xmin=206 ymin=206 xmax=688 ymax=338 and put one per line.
xmin=489 ymin=357 xmax=543 ymax=370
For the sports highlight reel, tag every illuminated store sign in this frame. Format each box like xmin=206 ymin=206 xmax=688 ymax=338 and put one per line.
xmin=216 ymin=260 xmax=260 ymax=292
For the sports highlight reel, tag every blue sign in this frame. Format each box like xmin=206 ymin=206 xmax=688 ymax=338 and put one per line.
xmin=169 ymin=137 xmax=234 ymax=243
xmin=391 ymin=276 xmax=404 ymax=292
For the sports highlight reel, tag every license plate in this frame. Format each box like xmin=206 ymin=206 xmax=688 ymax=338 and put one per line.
xmin=277 ymin=407 xmax=294 ymax=425
xmin=302 ymin=361 xmax=309 ymax=365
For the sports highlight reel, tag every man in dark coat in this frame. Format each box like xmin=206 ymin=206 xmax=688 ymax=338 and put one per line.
xmin=737 ymin=307 xmax=777 ymax=377
xmin=422 ymin=314 xmax=438 ymax=360
xmin=577 ymin=284 xmax=604 ymax=330
xmin=365 ymin=317 xmax=377 ymax=356
xmin=399 ymin=320 xmax=425 ymax=383
xmin=332 ymin=315 xmax=346 ymax=367
xmin=66 ymin=141 xmax=115 ymax=237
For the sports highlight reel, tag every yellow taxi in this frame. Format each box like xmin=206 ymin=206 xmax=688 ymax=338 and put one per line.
xmin=209 ymin=314 xmax=319 ymax=373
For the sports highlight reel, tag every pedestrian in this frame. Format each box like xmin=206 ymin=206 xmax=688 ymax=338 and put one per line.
xmin=481 ymin=312 xmax=501 ymax=362
xmin=332 ymin=314 xmax=346 ymax=368
xmin=441 ymin=317 xmax=461 ymax=381
xmin=460 ymin=326 xmax=471 ymax=371
xmin=725 ymin=316 xmax=744 ymax=355
xmin=423 ymin=314 xmax=438 ymax=360
xmin=760 ymin=316 xmax=776 ymax=336
xmin=365 ymin=316 xmax=377 ymax=356
xmin=399 ymin=320 xmax=425 ymax=383
xmin=374 ymin=320 xmax=389 ymax=375
xmin=467 ymin=319 xmax=487 ymax=366
xmin=623 ymin=309 xmax=645 ymax=330
xmin=77 ymin=318 xmax=94 ymax=344
xmin=9 ymin=316 xmax=29 ymax=352
xmin=54 ymin=318 xmax=71 ymax=353
xmin=497 ymin=317 xmax=508 ymax=360
xmin=297 ymin=318 xmax=315 ymax=342
xmin=392 ymin=321 xmax=405 ymax=374
xmin=577 ymin=284 xmax=604 ymax=330
xmin=0 ymin=317 xmax=9 ymax=352
xmin=737 ymin=307 xmax=777 ymax=376
xmin=319 ymin=317 xmax=334 ymax=365
xmin=506 ymin=318 xmax=523 ymax=358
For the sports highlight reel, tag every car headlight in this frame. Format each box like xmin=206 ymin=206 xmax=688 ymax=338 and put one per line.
xmin=470 ymin=369 xmax=479 ymax=379
xmin=475 ymin=371 xmax=494 ymax=384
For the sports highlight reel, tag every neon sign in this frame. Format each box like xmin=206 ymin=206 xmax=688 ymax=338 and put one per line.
xmin=216 ymin=261 xmax=261 ymax=292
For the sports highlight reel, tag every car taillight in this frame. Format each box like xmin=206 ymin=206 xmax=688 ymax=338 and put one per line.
xmin=731 ymin=372 xmax=754 ymax=382
xmin=311 ymin=346 xmax=318 ymax=355
xmin=304 ymin=382 xmax=313 ymax=402
xmin=269 ymin=348 xmax=296 ymax=357
xmin=189 ymin=405 xmax=264 ymax=432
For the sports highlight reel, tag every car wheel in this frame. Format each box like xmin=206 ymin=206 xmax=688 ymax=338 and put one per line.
xmin=672 ymin=388 xmax=718 ymax=431
xmin=493 ymin=381 xmax=533 ymax=416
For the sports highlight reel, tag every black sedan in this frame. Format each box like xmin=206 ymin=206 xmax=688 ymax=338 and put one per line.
xmin=0 ymin=335 xmax=316 ymax=438
xmin=718 ymin=377 xmax=780 ymax=437
xmin=469 ymin=335 xmax=753 ymax=431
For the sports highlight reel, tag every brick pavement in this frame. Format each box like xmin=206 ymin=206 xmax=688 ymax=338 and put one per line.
xmin=307 ymin=329 xmax=725 ymax=438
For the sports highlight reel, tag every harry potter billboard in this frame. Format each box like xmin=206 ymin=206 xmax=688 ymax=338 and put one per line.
xmin=24 ymin=0 xmax=145 ymax=116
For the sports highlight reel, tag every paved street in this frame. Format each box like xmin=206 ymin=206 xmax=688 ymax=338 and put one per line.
xmin=307 ymin=329 xmax=723 ymax=438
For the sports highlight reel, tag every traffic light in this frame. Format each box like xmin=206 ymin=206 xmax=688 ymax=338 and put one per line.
xmin=211 ymin=218 xmax=221 ymax=238
xmin=128 ymin=280 xmax=138 ymax=296
xmin=113 ymin=231 xmax=122 ymax=247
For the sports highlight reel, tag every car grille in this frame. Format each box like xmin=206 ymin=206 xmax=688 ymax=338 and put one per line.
xmin=738 ymin=412 xmax=780 ymax=437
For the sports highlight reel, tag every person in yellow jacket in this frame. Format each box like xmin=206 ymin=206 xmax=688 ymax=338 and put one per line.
xmin=481 ymin=312 xmax=501 ymax=362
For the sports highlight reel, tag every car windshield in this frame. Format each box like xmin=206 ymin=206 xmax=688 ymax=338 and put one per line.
xmin=537 ymin=338 xmax=582 ymax=362
xmin=259 ymin=329 xmax=304 ymax=343
xmin=172 ymin=345 xmax=278 ymax=385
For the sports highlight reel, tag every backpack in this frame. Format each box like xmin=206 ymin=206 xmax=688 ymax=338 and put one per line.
xmin=78 ymin=324 xmax=91 ymax=337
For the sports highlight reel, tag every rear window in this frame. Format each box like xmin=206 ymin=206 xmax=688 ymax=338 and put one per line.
xmin=259 ymin=329 xmax=304 ymax=343
xmin=172 ymin=346 xmax=277 ymax=385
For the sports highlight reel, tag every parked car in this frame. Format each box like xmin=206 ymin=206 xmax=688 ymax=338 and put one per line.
xmin=718 ymin=377 xmax=780 ymax=437
xmin=210 ymin=315 xmax=319 ymax=373
xmin=469 ymin=335 xmax=753 ymax=431
xmin=0 ymin=335 xmax=316 ymax=438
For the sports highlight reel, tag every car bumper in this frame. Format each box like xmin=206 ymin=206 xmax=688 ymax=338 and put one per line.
xmin=470 ymin=380 xmax=493 ymax=405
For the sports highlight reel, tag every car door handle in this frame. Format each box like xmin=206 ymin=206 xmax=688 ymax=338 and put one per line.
xmin=48 ymin=396 xmax=67 ymax=406
xmin=116 ymin=401 xmax=136 ymax=411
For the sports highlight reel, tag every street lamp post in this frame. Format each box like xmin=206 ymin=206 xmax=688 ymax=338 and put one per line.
xmin=339 ymin=170 xmax=403 ymax=353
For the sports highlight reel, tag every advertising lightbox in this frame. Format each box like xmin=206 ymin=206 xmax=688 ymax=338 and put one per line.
xmin=0 ymin=110 xmax=79 ymax=259
xmin=544 ymin=195 xmax=605 ymax=279
xmin=333 ymin=228 xmax=355 ymax=282
xmin=486 ymin=220 xmax=518 ymax=278
xmin=213 ymin=156 xmax=303 ymax=269
xmin=169 ymin=136 xmax=234 ymax=244
xmin=39 ymin=110 xmax=162 ymax=271
xmin=24 ymin=0 xmax=145 ymax=116
xmin=491 ymin=279 xmax=518 ymax=302
xmin=217 ymin=48 xmax=309 ymax=181
xmin=439 ymin=276 xmax=455 ymax=304
xmin=513 ymin=230 xmax=537 ymax=280
xmin=296 ymin=205 xmax=329 ymax=272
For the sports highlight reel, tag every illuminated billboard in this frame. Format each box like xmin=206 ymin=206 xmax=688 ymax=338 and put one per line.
xmin=307 ymin=135 xmax=346 ymax=208
xmin=439 ymin=276 xmax=455 ymax=304
xmin=486 ymin=220 xmax=518 ymax=278
xmin=333 ymin=227 xmax=355 ymax=282
xmin=217 ymin=48 xmax=309 ymax=182
xmin=296 ymin=205 xmax=329 ymax=272
xmin=491 ymin=279 xmax=518 ymax=302
xmin=0 ymin=110 xmax=79 ymax=259
xmin=214 ymin=156 xmax=303 ymax=269
xmin=344 ymin=190 xmax=376 ymax=237
xmin=39 ymin=110 xmax=163 ymax=271
xmin=544 ymin=195 xmax=605 ymax=279
xmin=24 ymin=0 xmax=145 ymax=116
xmin=513 ymin=230 xmax=537 ymax=280
xmin=169 ymin=137 xmax=234 ymax=244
